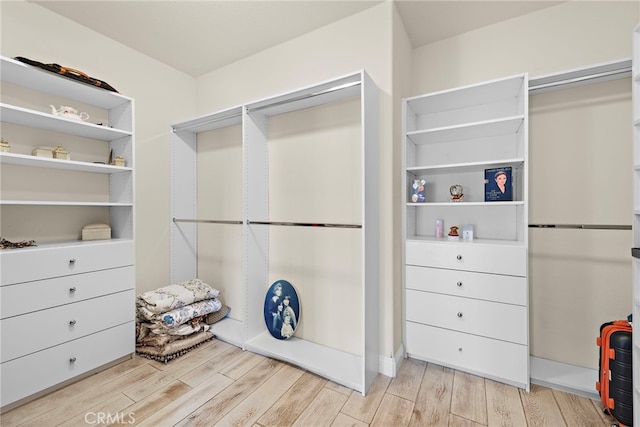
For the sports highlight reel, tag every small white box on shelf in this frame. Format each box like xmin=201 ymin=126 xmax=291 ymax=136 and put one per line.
xmin=82 ymin=223 xmax=111 ymax=241
xmin=32 ymin=146 xmax=55 ymax=158
xmin=462 ymin=224 xmax=474 ymax=240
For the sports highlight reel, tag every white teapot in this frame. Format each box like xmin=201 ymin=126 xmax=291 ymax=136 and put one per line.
xmin=50 ymin=105 xmax=89 ymax=121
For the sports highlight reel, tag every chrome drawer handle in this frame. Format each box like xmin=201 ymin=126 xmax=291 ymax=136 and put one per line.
xmin=69 ymin=357 xmax=77 ymax=364
xmin=69 ymin=259 xmax=76 ymax=265
xmin=69 ymin=319 xmax=77 ymax=326
xmin=456 ymin=281 xmax=462 ymax=287
xmin=69 ymin=286 xmax=77 ymax=293
xmin=457 ymin=312 xmax=463 ymax=318
xmin=456 ymin=255 xmax=462 ymax=261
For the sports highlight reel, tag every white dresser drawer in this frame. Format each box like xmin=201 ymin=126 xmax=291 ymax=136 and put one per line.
xmin=406 ymin=240 xmax=526 ymax=276
xmin=1 ymin=290 xmax=135 ymax=363
xmin=406 ymin=321 xmax=528 ymax=388
xmin=0 ymin=322 xmax=134 ymax=408
xmin=0 ymin=240 xmax=134 ymax=285
xmin=405 ymin=265 xmax=527 ymax=306
xmin=1 ymin=266 xmax=134 ymax=319
xmin=406 ymin=289 xmax=527 ymax=344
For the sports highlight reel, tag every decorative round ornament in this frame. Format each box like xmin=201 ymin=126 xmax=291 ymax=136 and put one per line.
xmin=449 ymin=184 xmax=464 ymax=202
xmin=263 ymin=280 xmax=300 ymax=340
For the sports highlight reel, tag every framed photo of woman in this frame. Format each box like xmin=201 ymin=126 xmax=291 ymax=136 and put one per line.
xmin=484 ymin=167 xmax=513 ymax=201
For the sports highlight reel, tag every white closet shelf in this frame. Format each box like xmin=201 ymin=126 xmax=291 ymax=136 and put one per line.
xmin=246 ymin=74 xmax=362 ymax=118
xmin=407 ymin=158 xmax=524 ymax=175
xmin=0 ymin=238 xmax=134 ymax=252
xmin=405 ymin=75 xmax=525 ymax=115
xmin=407 ymin=201 xmax=524 ymax=207
xmin=407 ymin=116 xmax=524 ymax=145
xmin=171 ymin=106 xmax=243 ymax=134
xmin=209 ymin=318 xmax=244 ymax=348
xmin=1 ymin=104 xmax=131 ymax=140
xmin=244 ymin=332 xmax=363 ymax=391
xmin=0 ymin=56 xmax=132 ymax=109
xmin=1 ymin=200 xmax=132 ymax=207
xmin=0 ymin=152 xmax=131 ymax=173
xmin=406 ymin=235 xmax=526 ymax=247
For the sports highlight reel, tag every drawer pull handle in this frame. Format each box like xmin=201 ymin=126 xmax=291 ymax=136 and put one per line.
xmin=69 ymin=357 xmax=77 ymax=364
xmin=456 ymin=281 xmax=462 ymax=287
xmin=69 ymin=259 xmax=76 ymax=265
xmin=69 ymin=319 xmax=77 ymax=326
xmin=457 ymin=312 xmax=463 ymax=318
xmin=456 ymin=255 xmax=462 ymax=261
xmin=69 ymin=286 xmax=77 ymax=293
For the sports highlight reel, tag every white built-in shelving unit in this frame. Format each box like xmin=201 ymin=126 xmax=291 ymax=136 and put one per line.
xmin=170 ymin=70 xmax=380 ymax=395
xmin=402 ymin=74 xmax=529 ymax=390
xmin=0 ymin=55 xmax=135 ymax=408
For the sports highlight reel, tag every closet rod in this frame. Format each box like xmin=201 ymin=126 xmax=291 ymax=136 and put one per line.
xmin=248 ymin=220 xmax=361 ymax=229
xmin=528 ymin=224 xmax=631 ymax=230
xmin=171 ymin=111 xmax=242 ymax=132
xmin=528 ymin=59 xmax=631 ymax=94
xmin=173 ymin=218 xmax=242 ymax=225
xmin=247 ymin=81 xmax=361 ymax=113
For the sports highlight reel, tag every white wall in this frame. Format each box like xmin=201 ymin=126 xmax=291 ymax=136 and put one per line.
xmin=411 ymin=1 xmax=638 ymax=94
xmin=0 ymin=0 xmax=197 ymax=293
xmin=409 ymin=1 xmax=639 ymax=370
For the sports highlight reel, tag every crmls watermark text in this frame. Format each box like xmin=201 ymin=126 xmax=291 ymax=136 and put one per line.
xmin=84 ymin=412 xmax=135 ymax=424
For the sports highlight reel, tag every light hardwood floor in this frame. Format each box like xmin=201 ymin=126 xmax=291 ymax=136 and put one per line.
xmin=1 ymin=338 xmax=617 ymax=426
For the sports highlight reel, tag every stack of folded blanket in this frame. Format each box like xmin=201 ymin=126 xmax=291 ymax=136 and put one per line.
xmin=135 ymin=278 xmax=230 ymax=363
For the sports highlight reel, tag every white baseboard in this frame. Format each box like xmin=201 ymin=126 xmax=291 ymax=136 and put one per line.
xmin=379 ymin=343 xmax=405 ymax=377
xmin=530 ymin=356 xmax=599 ymax=399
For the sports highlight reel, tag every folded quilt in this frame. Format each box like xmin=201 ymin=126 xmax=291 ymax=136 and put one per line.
xmin=138 ymin=297 xmax=222 ymax=326
xmin=136 ymin=278 xmax=220 ymax=315
xmin=139 ymin=319 xmax=210 ymax=337
xmin=137 ymin=323 xmax=204 ymax=347
xmin=136 ymin=330 xmax=213 ymax=363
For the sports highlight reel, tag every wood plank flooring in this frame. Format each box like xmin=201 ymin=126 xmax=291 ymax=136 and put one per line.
xmin=0 ymin=338 xmax=617 ymax=426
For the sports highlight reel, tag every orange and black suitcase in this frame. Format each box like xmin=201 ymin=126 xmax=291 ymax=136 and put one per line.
xmin=596 ymin=319 xmax=633 ymax=427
